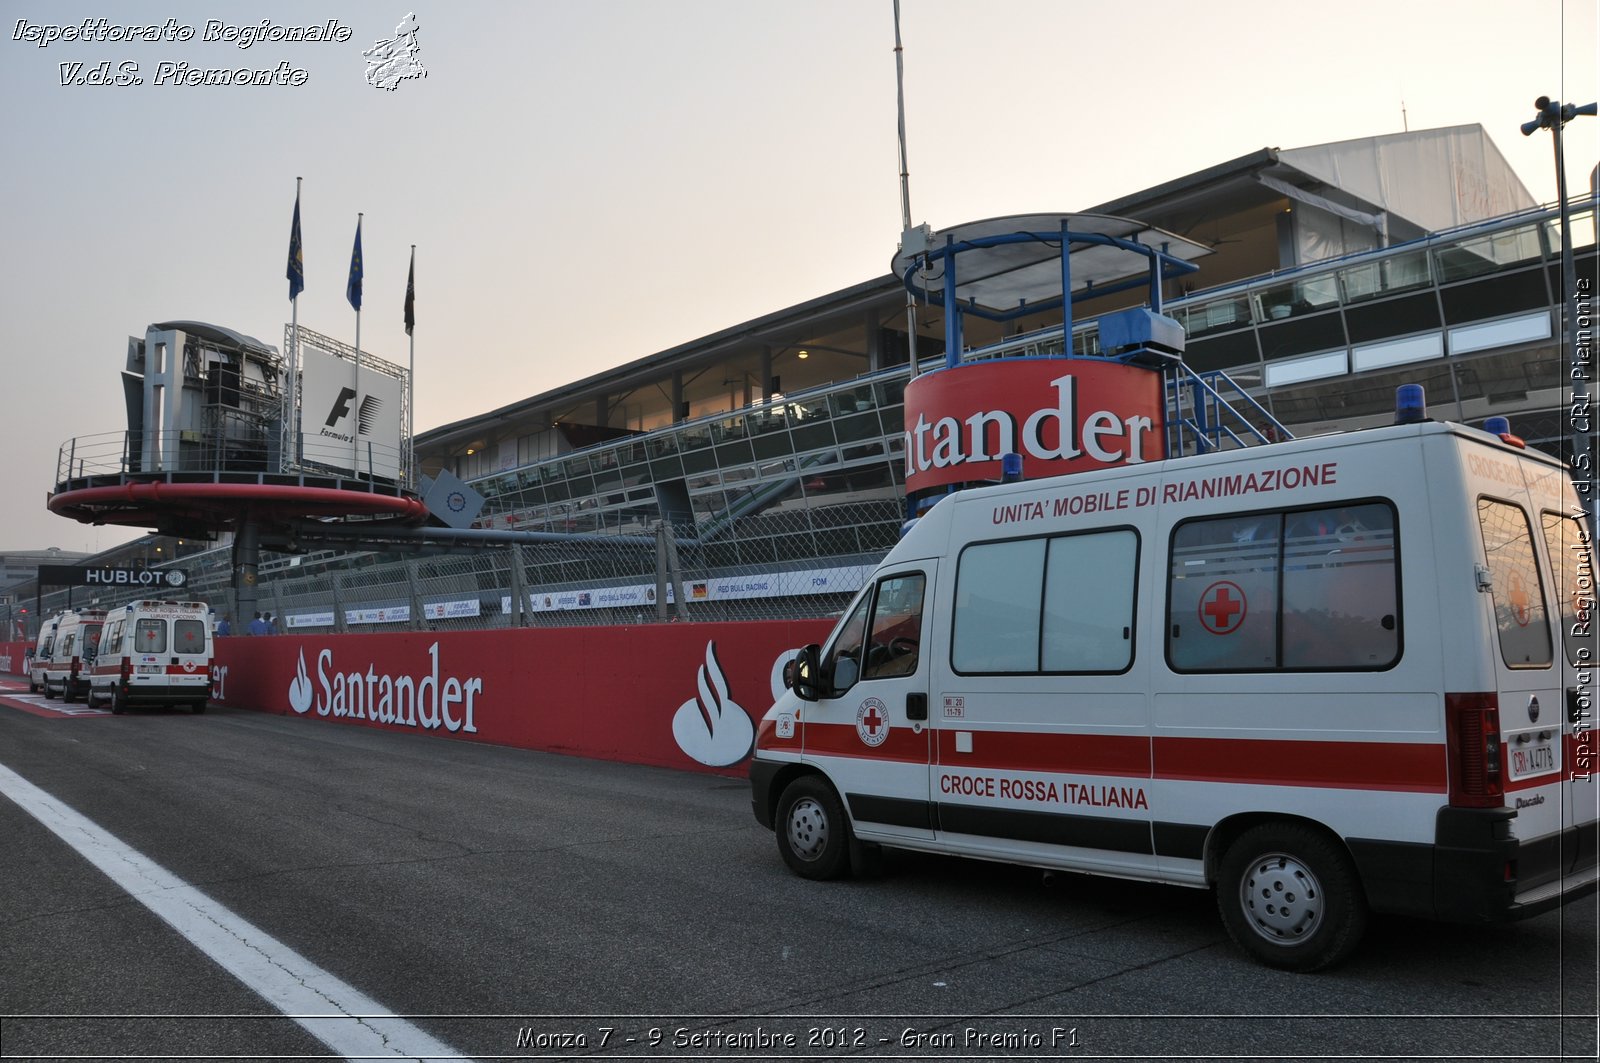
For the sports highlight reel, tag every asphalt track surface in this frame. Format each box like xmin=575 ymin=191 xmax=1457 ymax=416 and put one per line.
xmin=0 ymin=679 xmax=1595 ymax=1062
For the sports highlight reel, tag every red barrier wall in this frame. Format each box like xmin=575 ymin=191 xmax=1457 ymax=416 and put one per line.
xmin=209 ymin=621 xmax=833 ymax=776
xmin=2 ymin=641 xmax=27 ymax=677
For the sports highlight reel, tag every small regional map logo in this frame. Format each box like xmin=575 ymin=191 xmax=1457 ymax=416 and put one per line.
xmin=364 ymin=13 xmax=426 ymax=91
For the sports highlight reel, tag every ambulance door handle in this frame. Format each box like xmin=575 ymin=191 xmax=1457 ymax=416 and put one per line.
xmin=906 ymin=693 xmax=928 ymax=721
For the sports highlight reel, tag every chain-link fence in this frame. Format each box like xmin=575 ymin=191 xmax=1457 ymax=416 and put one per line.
xmin=18 ymin=501 xmax=905 ymax=637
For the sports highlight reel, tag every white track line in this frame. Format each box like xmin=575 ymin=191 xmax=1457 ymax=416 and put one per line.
xmin=0 ymin=761 xmax=475 ymax=1062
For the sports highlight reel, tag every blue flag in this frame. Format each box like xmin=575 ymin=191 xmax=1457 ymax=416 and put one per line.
xmin=286 ymin=191 xmax=304 ymax=301
xmin=346 ymin=218 xmax=363 ymax=311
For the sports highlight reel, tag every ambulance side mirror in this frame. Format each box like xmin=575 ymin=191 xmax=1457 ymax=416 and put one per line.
xmin=790 ymin=645 xmax=822 ymax=702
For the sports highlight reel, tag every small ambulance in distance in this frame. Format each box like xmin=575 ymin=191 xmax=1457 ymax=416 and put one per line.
xmin=87 ymin=600 xmax=214 ymax=715
xmin=28 ymin=612 xmax=65 ymax=694
xmin=41 ymin=608 xmax=107 ymax=702
xmin=750 ymin=414 xmax=1598 ymax=971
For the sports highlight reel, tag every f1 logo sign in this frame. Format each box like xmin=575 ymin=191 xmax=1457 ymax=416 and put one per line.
xmin=325 ymin=386 xmax=358 ymax=427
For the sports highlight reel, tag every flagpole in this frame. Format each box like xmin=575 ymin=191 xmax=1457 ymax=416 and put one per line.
xmin=352 ymin=213 xmax=363 ymax=477
xmin=289 ymin=177 xmax=302 ymax=466
xmin=407 ymin=244 xmax=416 ymax=487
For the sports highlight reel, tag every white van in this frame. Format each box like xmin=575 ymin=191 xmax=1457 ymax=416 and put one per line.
xmin=86 ymin=600 xmax=214 ymax=714
xmin=751 ymin=417 xmax=1598 ymax=970
xmin=28 ymin=612 xmax=66 ymax=694
xmin=41 ymin=609 xmax=107 ymax=702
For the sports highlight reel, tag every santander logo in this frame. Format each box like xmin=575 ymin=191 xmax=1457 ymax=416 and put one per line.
xmin=672 ymin=640 xmax=755 ymax=767
xmin=902 ymin=360 xmax=1163 ymax=492
xmin=287 ymin=643 xmax=483 ymax=733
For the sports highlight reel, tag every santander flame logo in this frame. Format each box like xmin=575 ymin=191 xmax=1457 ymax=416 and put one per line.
xmin=288 ymin=650 xmax=314 ymax=714
xmin=672 ymin=640 xmax=755 ymax=767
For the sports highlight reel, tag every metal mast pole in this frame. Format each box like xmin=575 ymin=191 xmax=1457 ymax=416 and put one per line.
xmin=893 ymin=0 xmax=920 ymax=378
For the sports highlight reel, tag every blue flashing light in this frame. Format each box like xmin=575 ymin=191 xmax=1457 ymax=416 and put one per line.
xmin=1483 ymin=416 xmax=1511 ymax=436
xmin=1001 ymin=452 xmax=1024 ymax=483
xmin=1395 ymin=384 xmax=1427 ymax=425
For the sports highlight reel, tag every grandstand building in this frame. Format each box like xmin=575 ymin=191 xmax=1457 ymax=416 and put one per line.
xmin=413 ymin=127 xmax=1584 ymax=567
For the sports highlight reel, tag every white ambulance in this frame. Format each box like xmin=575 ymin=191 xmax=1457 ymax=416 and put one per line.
xmin=751 ymin=415 xmax=1598 ymax=971
xmin=41 ymin=608 xmax=107 ymax=702
xmin=28 ymin=611 xmax=66 ymax=694
xmin=86 ymin=600 xmax=215 ymax=714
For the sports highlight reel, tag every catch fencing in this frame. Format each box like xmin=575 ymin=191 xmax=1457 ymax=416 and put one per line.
xmin=19 ymin=502 xmax=904 ymax=636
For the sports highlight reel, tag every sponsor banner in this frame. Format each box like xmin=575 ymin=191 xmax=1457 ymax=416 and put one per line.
xmin=1 ymin=641 xmax=27 ymax=677
xmin=503 ymin=565 xmax=873 ymax=614
xmin=902 ymin=358 xmax=1166 ymax=492
xmin=287 ymin=600 xmax=481 ymax=629
xmin=36 ymin=564 xmax=187 ymax=589
xmin=424 ymin=599 xmax=480 ymax=620
xmin=208 ymin=620 xmax=832 ymax=776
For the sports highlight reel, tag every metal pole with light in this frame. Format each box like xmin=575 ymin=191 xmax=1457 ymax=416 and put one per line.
xmin=1522 ymin=95 xmax=1597 ymax=507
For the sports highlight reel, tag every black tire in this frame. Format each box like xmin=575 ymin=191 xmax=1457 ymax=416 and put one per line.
xmin=190 ymin=701 xmax=207 ymax=715
xmin=62 ymin=681 xmax=76 ymax=704
xmin=1216 ymin=822 xmax=1367 ymax=972
xmin=43 ymin=680 xmax=57 ymax=700
xmin=110 ymin=690 xmax=128 ymax=715
xmin=775 ymin=776 xmax=852 ymax=880
xmin=28 ymin=675 xmax=38 ymax=694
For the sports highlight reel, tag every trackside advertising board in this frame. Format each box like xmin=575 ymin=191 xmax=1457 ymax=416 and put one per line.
xmin=207 ymin=620 xmax=831 ymax=776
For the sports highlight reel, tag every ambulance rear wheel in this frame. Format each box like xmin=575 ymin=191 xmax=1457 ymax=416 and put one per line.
xmin=110 ymin=691 xmax=128 ymax=715
xmin=1216 ymin=822 xmax=1367 ymax=972
xmin=776 ymin=776 xmax=851 ymax=880
xmin=190 ymin=701 xmax=207 ymax=715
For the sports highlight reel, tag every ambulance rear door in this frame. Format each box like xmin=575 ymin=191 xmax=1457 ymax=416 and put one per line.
xmin=1465 ymin=449 xmax=1568 ymax=887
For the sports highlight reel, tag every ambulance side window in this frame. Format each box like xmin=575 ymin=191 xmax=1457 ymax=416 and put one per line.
xmin=1476 ymin=499 xmax=1552 ymax=668
xmin=954 ymin=529 xmax=1138 ymax=674
xmin=953 ymin=539 xmax=1045 ymax=673
xmin=1168 ymin=501 xmax=1401 ymax=672
xmin=1041 ymin=530 xmax=1138 ymax=672
xmin=1169 ymin=515 xmax=1281 ymax=671
xmin=1540 ymin=511 xmax=1594 ymax=666
xmin=1281 ymin=503 xmax=1399 ymax=669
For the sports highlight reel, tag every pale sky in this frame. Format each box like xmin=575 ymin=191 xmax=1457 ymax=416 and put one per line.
xmin=2 ymin=0 xmax=1595 ymax=553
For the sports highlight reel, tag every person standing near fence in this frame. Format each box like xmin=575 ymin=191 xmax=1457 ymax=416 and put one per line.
xmin=248 ymin=612 xmax=268 ymax=636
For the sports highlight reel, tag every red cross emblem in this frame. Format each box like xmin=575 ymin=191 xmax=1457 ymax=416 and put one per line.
xmin=856 ymin=697 xmax=889 ymax=747
xmin=1199 ymin=581 xmax=1247 ymax=635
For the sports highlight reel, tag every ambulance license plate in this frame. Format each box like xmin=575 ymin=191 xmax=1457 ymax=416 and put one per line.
xmin=1508 ymin=737 xmax=1558 ymax=782
xmin=137 ymin=665 xmax=163 ymax=674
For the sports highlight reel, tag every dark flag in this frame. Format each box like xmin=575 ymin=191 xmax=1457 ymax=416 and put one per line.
xmin=346 ymin=218 xmax=363 ymax=311
xmin=287 ymin=191 xmax=304 ymax=301
xmin=404 ymin=248 xmax=415 ymax=335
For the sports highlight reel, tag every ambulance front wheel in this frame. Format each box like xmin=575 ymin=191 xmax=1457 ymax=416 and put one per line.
xmin=776 ymin=776 xmax=851 ymax=880
xmin=1216 ymin=822 xmax=1367 ymax=972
